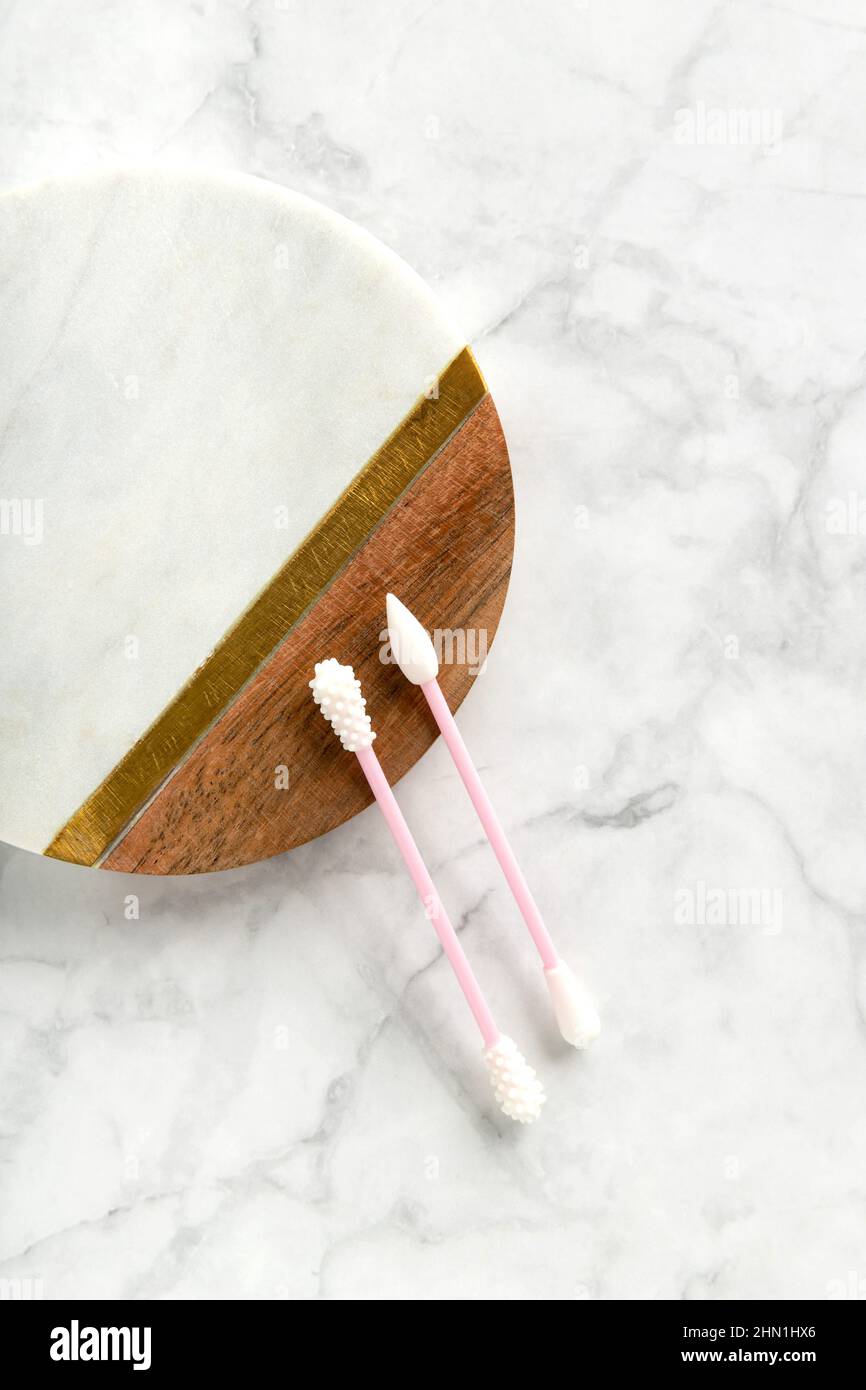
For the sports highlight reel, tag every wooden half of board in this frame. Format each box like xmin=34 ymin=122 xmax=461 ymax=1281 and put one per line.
xmin=98 ymin=390 xmax=514 ymax=874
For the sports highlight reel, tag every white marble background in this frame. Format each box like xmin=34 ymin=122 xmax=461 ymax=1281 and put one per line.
xmin=2 ymin=0 xmax=866 ymax=1302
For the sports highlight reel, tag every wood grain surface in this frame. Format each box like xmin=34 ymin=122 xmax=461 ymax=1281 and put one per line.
xmin=103 ymin=393 xmax=514 ymax=874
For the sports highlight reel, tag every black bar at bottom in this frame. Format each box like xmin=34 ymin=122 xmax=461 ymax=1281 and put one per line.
xmin=1 ymin=1297 xmax=860 ymax=1373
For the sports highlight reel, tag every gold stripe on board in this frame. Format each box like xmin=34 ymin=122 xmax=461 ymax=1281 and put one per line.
xmin=45 ymin=347 xmax=487 ymax=866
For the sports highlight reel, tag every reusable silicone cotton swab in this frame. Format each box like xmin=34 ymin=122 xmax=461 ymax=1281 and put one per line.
xmin=385 ymin=593 xmax=601 ymax=1049
xmin=309 ymin=658 xmax=545 ymax=1124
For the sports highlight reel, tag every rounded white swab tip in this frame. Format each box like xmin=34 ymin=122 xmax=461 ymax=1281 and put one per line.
xmin=484 ymin=1036 xmax=546 ymax=1124
xmin=309 ymin=658 xmax=376 ymax=751
xmin=386 ymin=592 xmax=440 ymax=685
xmin=544 ymin=962 xmax=601 ymax=1048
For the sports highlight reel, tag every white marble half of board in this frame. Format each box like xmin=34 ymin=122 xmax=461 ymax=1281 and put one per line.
xmin=0 ymin=168 xmax=464 ymax=854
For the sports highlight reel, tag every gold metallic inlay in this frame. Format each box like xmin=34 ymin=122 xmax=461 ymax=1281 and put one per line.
xmin=44 ymin=347 xmax=487 ymax=866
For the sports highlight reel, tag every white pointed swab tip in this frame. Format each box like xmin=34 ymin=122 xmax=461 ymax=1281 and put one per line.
xmin=484 ymin=1035 xmax=546 ymax=1124
xmin=386 ymin=592 xmax=440 ymax=685
xmin=544 ymin=961 xmax=601 ymax=1049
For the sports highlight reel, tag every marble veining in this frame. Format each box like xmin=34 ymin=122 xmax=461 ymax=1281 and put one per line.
xmin=2 ymin=0 xmax=866 ymax=1301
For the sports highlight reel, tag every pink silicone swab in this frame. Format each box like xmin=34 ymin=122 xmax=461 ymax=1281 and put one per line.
xmin=385 ymin=594 xmax=601 ymax=1049
xmin=309 ymin=658 xmax=545 ymax=1124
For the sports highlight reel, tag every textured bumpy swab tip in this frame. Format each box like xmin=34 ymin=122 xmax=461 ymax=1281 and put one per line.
xmin=309 ymin=658 xmax=376 ymax=751
xmin=484 ymin=1036 xmax=546 ymax=1124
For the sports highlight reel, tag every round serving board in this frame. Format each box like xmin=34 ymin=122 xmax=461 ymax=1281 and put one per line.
xmin=0 ymin=168 xmax=514 ymax=874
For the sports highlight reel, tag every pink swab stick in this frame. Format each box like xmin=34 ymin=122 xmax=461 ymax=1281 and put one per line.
xmin=386 ymin=594 xmax=601 ymax=1049
xmin=309 ymin=658 xmax=545 ymax=1124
